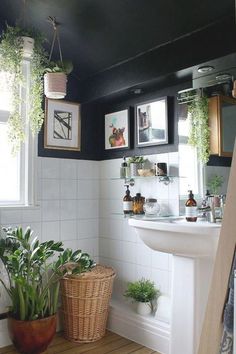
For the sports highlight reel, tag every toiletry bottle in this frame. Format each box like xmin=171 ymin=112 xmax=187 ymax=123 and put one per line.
xmin=120 ymin=157 xmax=128 ymax=178
xmin=123 ymin=186 xmax=133 ymax=215
xmin=133 ymin=193 xmax=145 ymax=215
xmin=185 ymin=190 xmax=198 ymax=222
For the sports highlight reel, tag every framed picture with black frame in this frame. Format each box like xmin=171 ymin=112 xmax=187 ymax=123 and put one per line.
xmin=104 ymin=108 xmax=130 ymax=150
xmin=44 ymin=99 xmax=81 ymax=151
xmin=135 ymin=97 xmax=168 ymax=147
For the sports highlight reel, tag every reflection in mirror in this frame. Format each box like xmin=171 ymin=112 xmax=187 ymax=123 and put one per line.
xmin=178 ymin=104 xmax=203 ymax=200
xmin=221 ymin=101 xmax=236 ymax=154
xmin=178 ymin=100 xmax=230 ymax=211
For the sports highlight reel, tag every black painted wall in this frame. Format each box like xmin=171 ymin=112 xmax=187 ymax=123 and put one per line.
xmin=38 ymin=75 xmax=102 ymax=161
xmin=98 ymin=82 xmax=191 ymax=160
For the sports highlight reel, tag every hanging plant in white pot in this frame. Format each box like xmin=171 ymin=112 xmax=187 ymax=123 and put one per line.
xmin=44 ymin=17 xmax=73 ymax=99
xmin=0 ymin=24 xmax=47 ymax=152
xmin=44 ymin=60 xmax=73 ymax=99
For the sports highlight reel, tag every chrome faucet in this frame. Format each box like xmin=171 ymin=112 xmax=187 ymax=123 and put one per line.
xmin=204 ymin=194 xmax=226 ymax=223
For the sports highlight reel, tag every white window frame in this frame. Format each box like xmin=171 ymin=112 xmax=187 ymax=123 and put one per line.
xmin=178 ymin=114 xmax=204 ymax=201
xmin=0 ymin=59 xmax=36 ymax=208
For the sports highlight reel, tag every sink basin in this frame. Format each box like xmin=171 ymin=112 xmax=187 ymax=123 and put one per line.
xmin=128 ymin=216 xmax=221 ymax=257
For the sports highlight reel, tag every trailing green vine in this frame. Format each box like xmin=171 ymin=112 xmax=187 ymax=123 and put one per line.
xmin=0 ymin=25 xmax=48 ymax=153
xmin=187 ymin=95 xmax=210 ymax=164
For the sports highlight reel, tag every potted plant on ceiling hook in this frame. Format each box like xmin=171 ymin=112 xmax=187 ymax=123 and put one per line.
xmin=0 ymin=24 xmax=48 ymax=152
xmin=0 ymin=226 xmax=95 ymax=354
xmin=44 ymin=17 xmax=73 ymax=99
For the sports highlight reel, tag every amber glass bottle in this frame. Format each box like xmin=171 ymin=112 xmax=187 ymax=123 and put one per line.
xmin=123 ymin=186 xmax=133 ymax=215
xmin=185 ymin=190 xmax=197 ymax=222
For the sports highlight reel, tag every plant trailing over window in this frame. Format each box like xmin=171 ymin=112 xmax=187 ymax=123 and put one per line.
xmin=0 ymin=25 xmax=48 ymax=152
xmin=187 ymin=95 xmax=210 ymax=164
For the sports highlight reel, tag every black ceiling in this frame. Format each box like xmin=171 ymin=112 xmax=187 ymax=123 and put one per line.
xmin=0 ymin=0 xmax=235 ymax=83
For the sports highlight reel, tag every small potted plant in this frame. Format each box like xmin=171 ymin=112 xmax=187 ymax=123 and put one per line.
xmin=124 ymin=278 xmax=160 ymax=316
xmin=0 ymin=226 xmax=95 ymax=354
xmin=207 ymin=175 xmax=224 ymax=207
xmin=128 ymin=156 xmax=147 ymax=177
xmin=44 ymin=60 xmax=73 ymax=99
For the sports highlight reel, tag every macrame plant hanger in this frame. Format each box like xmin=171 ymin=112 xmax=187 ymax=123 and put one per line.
xmin=44 ymin=16 xmax=67 ymax=99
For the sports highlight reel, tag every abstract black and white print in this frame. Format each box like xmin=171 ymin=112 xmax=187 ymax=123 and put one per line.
xmin=53 ymin=110 xmax=72 ymax=140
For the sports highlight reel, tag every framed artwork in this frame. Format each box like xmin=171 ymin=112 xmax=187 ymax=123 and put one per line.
xmin=104 ymin=109 xmax=129 ymax=150
xmin=44 ymin=99 xmax=81 ymax=151
xmin=136 ymin=97 xmax=168 ymax=147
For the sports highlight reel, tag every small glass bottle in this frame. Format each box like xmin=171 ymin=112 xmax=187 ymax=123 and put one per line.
xmin=133 ymin=193 xmax=145 ymax=215
xmin=185 ymin=190 xmax=197 ymax=222
xmin=123 ymin=186 xmax=133 ymax=215
xmin=120 ymin=157 xmax=129 ymax=178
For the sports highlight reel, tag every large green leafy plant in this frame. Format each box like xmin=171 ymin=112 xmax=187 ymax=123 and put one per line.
xmin=0 ymin=226 xmax=95 ymax=321
xmin=0 ymin=25 xmax=48 ymax=152
xmin=187 ymin=95 xmax=210 ymax=164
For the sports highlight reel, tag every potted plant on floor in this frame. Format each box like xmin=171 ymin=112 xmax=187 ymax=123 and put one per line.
xmin=124 ymin=278 xmax=160 ymax=316
xmin=0 ymin=24 xmax=48 ymax=152
xmin=0 ymin=226 xmax=95 ymax=354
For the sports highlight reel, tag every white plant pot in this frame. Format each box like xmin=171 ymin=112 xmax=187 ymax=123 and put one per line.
xmin=136 ymin=301 xmax=152 ymax=316
xmin=20 ymin=36 xmax=34 ymax=58
xmin=44 ymin=72 xmax=67 ymax=99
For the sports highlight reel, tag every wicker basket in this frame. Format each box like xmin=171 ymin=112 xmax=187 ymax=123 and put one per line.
xmin=60 ymin=265 xmax=116 ymax=343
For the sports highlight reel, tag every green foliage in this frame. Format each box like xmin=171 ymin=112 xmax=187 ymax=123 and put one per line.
xmin=45 ymin=60 xmax=73 ymax=74
xmin=187 ymin=95 xmax=210 ymax=164
xmin=0 ymin=226 xmax=95 ymax=321
xmin=207 ymin=175 xmax=224 ymax=195
xmin=127 ymin=156 xmax=146 ymax=165
xmin=124 ymin=278 xmax=160 ymax=303
xmin=0 ymin=24 xmax=48 ymax=152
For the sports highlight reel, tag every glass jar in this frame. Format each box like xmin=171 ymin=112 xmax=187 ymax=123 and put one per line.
xmin=143 ymin=198 xmax=160 ymax=216
xmin=132 ymin=193 xmax=145 ymax=214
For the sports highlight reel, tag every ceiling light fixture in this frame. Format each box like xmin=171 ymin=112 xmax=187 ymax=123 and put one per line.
xmin=215 ymin=73 xmax=232 ymax=81
xmin=197 ymin=65 xmax=215 ymax=74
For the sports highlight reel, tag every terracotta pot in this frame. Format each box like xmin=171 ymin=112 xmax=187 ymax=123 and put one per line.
xmin=8 ymin=314 xmax=57 ymax=354
xmin=44 ymin=72 xmax=67 ymax=99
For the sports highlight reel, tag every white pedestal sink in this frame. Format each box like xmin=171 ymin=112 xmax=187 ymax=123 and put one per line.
xmin=128 ymin=217 xmax=221 ymax=354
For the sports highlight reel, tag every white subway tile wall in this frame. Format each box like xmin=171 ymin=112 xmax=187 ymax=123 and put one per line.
xmin=0 ymin=157 xmax=100 ymax=346
xmin=99 ymin=153 xmax=180 ymax=307
xmin=0 ymin=153 xmax=180 ymax=346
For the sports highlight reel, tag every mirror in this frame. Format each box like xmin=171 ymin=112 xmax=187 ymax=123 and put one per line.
xmin=209 ymin=95 xmax=236 ymax=157
xmin=178 ymin=100 xmax=230 ymax=204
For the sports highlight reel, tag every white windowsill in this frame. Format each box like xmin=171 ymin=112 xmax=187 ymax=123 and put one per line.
xmin=0 ymin=203 xmax=40 ymax=211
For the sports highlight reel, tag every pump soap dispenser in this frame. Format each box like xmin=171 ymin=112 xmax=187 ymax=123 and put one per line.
xmin=185 ymin=190 xmax=198 ymax=222
xmin=123 ymin=186 xmax=133 ymax=215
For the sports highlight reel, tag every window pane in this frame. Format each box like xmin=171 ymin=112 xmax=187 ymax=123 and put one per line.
xmin=0 ymin=71 xmax=13 ymax=111
xmin=179 ymin=144 xmax=199 ymax=196
xmin=0 ymin=122 xmax=20 ymax=202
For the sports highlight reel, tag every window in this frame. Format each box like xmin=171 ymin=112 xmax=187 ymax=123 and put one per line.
xmin=0 ymin=61 xmax=35 ymax=206
xmin=178 ymin=107 xmax=203 ymax=199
